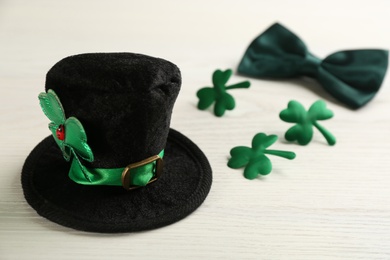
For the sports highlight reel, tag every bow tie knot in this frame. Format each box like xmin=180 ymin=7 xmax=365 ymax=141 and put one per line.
xmin=298 ymin=54 xmax=322 ymax=77
xmin=238 ymin=23 xmax=388 ymax=108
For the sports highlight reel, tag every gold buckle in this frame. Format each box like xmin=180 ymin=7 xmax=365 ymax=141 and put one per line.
xmin=121 ymin=155 xmax=163 ymax=190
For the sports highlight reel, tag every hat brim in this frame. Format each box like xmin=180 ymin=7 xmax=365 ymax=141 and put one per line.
xmin=21 ymin=128 xmax=212 ymax=233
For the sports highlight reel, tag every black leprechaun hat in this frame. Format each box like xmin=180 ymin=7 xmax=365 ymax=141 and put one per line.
xmin=21 ymin=53 xmax=212 ymax=233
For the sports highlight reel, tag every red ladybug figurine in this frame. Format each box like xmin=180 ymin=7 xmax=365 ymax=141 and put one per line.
xmin=56 ymin=125 xmax=65 ymax=140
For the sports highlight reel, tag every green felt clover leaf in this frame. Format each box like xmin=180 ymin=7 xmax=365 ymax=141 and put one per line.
xmin=228 ymin=133 xmax=296 ymax=179
xmin=279 ymin=100 xmax=336 ymax=146
xmin=38 ymin=89 xmax=94 ymax=162
xmin=197 ymin=69 xmax=250 ymax=117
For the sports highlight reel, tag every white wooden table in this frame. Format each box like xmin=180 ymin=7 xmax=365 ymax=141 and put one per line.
xmin=1 ymin=0 xmax=390 ymax=259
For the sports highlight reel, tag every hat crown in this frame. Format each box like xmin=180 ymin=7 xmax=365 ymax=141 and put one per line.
xmin=45 ymin=53 xmax=181 ymax=167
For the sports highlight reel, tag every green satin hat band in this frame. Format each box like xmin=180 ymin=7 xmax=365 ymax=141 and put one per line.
xmin=238 ymin=23 xmax=389 ymax=109
xmin=69 ymin=150 xmax=165 ymax=188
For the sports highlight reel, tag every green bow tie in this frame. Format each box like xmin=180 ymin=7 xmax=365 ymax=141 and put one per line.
xmin=238 ymin=23 xmax=388 ymax=108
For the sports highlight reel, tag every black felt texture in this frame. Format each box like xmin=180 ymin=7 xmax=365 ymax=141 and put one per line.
xmin=22 ymin=130 xmax=212 ymax=233
xmin=46 ymin=53 xmax=181 ymax=168
xmin=21 ymin=53 xmax=213 ymax=232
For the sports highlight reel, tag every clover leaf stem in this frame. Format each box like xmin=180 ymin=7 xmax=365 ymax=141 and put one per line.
xmin=225 ymin=81 xmax=251 ymax=90
xmin=313 ymin=121 xmax=336 ymax=146
xmin=71 ymin=149 xmax=92 ymax=182
xmin=264 ymin=150 xmax=296 ymax=160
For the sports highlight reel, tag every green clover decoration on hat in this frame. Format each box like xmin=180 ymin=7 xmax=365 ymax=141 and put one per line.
xmin=197 ymin=69 xmax=250 ymax=117
xmin=38 ymin=89 xmax=94 ymax=181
